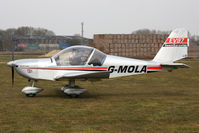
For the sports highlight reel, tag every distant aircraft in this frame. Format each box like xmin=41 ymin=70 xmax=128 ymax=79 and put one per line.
xmin=7 ymin=28 xmax=189 ymax=98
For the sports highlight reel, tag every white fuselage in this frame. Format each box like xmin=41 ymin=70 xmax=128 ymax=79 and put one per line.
xmin=12 ymin=55 xmax=163 ymax=81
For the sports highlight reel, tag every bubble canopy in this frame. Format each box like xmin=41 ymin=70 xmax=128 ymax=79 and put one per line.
xmin=53 ymin=46 xmax=106 ymax=66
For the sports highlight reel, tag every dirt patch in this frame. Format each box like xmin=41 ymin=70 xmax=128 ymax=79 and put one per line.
xmin=40 ymin=50 xmax=60 ymax=57
xmin=0 ymin=52 xmax=45 ymax=56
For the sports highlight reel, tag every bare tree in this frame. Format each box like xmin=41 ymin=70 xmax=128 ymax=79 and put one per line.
xmin=14 ymin=26 xmax=55 ymax=36
xmin=0 ymin=26 xmax=56 ymax=51
xmin=132 ymin=29 xmax=170 ymax=34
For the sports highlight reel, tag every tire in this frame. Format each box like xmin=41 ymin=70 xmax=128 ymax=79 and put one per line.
xmin=26 ymin=94 xmax=36 ymax=97
xmin=69 ymin=94 xmax=79 ymax=98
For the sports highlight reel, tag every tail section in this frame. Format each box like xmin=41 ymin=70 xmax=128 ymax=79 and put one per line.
xmin=153 ymin=28 xmax=189 ymax=63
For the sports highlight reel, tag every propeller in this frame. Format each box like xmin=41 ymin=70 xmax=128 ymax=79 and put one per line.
xmin=12 ymin=66 xmax=14 ymax=87
xmin=7 ymin=34 xmax=16 ymax=87
xmin=11 ymin=36 xmax=15 ymax=87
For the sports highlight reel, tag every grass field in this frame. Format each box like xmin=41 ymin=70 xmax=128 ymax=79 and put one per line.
xmin=0 ymin=56 xmax=199 ymax=133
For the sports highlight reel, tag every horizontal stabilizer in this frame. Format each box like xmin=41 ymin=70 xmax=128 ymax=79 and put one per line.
xmin=160 ymin=63 xmax=190 ymax=69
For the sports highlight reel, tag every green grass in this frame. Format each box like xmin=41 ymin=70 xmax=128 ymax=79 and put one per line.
xmin=0 ymin=56 xmax=199 ymax=133
xmin=0 ymin=55 xmax=40 ymax=63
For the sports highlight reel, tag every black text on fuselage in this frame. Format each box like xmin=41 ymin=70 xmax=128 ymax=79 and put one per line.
xmin=108 ymin=65 xmax=147 ymax=73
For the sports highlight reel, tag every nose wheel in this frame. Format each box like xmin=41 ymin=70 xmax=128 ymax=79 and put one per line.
xmin=61 ymin=80 xmax=86 ymax=98
xmin=22 ymin=81 xmax=43 ymax=97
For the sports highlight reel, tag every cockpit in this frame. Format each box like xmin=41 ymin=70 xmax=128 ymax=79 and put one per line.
xmin=53 ymin=46 xmax=106 ymax=66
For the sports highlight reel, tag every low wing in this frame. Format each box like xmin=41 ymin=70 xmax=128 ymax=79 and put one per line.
xmin=54 ymin=71 xmax=111 ymax=81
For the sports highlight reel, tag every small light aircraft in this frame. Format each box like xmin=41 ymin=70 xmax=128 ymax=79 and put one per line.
xmin=7 ymin=28 xmax=190 ymax=97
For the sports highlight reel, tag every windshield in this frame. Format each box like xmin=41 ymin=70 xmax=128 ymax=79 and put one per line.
xmin=54 ymin=46 xmax=93 ymax=66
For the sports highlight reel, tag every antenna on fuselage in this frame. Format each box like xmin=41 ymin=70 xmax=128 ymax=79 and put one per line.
xmin=81 ymin=22 xmax=84 ymax=45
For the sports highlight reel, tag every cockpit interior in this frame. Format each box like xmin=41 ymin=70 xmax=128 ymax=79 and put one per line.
xmin=53 ymin=46 xmax=106 ymax=66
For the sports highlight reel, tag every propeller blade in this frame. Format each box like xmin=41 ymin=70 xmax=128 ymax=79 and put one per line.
xmin=11 ymin=35 xmax=15 ymax=87
xmin=12 ymin=67 xmax=14 ymax=87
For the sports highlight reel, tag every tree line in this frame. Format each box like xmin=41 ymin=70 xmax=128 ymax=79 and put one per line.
xmin=0 ymin=26 xmax=56 ymax=51
xmin=132 ymin=29 xmax=199 ymax=46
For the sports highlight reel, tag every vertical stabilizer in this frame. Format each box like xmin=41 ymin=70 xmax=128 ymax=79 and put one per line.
xmin=153 ymin=28 xmax=189 ymax=63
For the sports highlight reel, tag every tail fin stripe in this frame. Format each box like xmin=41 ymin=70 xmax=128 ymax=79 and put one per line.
xmin=165 ymin=38 xmax=188 ymax=44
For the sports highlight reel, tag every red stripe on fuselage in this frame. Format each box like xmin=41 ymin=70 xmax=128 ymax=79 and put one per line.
xmin=21 ymin=66 xmax=108 ymax=70
xmin=147 ymin=66 xmax=162 ymax=70
xmin=27 ymin=88 xmax=43 ymax=91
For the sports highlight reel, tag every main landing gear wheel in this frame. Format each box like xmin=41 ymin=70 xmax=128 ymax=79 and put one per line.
xmin=69 ymin=94 xmax=79 ymax=98
xmin=61 ymin=80 xmax=86 ymax=98
xmin=26 ymin=93 xmax=36 ymax=97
